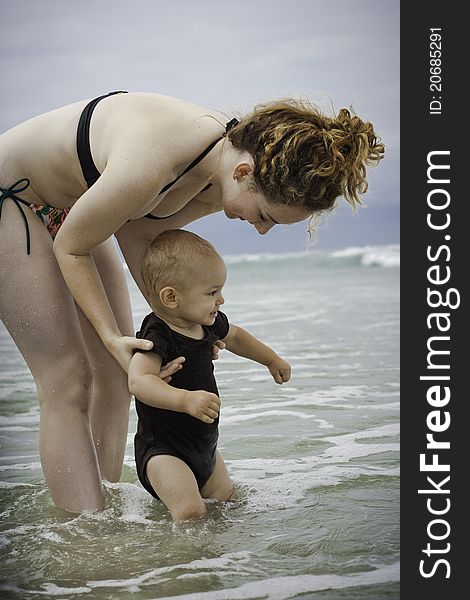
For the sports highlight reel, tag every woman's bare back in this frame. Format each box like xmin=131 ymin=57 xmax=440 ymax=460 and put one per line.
xmin=0 ymin=93 xmax=227 ymax=210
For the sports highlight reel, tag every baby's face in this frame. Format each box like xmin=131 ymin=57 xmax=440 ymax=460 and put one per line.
xmin=176 ymin=256 xmax=227 ymax=326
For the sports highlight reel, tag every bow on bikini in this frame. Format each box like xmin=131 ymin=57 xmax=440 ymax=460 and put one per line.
xmin=0 ymin=178 xmax=32 ymax=254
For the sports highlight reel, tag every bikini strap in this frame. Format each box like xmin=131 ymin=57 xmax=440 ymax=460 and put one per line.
xmin=76 ymin=91 xmax=128 ymax=188
xmin=225 ymin=118 xmax=239 ymax=132
xmin=144 ymin=118 xmax=240 ymax=220
xmin=158 ymin=138 xmax=220 ymax=196
xmin=0 ymin=179 xmax=33 ymax=254
xmin=157 ymin=118 xmax=240 ymax=197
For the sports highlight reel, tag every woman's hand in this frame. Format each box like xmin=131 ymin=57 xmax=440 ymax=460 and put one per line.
xmin=211 ymin=340 xmax=226 ymax=360
xmin=106 ymin=336 xmax=151 ymax=373
xmin=107 ymin=336 xmax=184 ymax=380
xmin=159 ymin=356 xmax=185 ymax=383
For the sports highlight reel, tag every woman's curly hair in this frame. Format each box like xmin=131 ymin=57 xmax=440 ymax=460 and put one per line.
xmin=227 ymin=99 xmax=385 ymax=214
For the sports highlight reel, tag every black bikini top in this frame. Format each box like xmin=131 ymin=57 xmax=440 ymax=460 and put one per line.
xmin=76 ymin=91 xmax=239 ymax=220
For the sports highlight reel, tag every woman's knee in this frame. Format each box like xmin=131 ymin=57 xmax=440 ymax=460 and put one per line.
xmin=36 ymin=352 xmax=93 ymax=412
xmin=92 ymin=360 xmax=129 ymax=399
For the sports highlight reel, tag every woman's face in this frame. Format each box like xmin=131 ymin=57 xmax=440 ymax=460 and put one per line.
xmin=223 ymin=186 xmax=311 ymax=235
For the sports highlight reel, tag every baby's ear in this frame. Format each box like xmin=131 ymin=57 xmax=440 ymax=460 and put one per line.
xmin=159 ymin=286 xmax=177 ymax=308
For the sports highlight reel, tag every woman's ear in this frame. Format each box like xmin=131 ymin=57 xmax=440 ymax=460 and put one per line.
xmin=233 ymin=161 xmax=254 ymax=180
xmin=159 ymin=286 xmax=178 ymax=308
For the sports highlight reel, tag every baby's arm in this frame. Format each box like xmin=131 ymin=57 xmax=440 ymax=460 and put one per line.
xmin=223 ymin=325 xmax=291 ymax=384
xmin=128 ymin=352 xmax=220 ymax=423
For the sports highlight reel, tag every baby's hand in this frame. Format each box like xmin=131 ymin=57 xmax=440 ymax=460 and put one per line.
xmin=183 ymin=390 xmax=221 ymax=423
xmin=267 ymin=355 xmax=291 ymax=384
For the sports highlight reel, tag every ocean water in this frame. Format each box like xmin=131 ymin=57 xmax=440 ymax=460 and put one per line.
xmin=0 ymin=245 xmax=400 ymax=599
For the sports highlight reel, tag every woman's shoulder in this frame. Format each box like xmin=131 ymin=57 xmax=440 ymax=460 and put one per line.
xmin=117 ymin=94 xmax=227 ymax=155
xmin=102 ymin=93 xmax=226 ymax=175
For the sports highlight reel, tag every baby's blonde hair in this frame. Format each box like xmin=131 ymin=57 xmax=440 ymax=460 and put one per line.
xmin=227 ymin=99 xmax=385 ymax=214
xmin=141 ymin=229 xmax=221 ymax=301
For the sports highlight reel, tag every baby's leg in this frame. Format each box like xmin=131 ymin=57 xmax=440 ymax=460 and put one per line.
xmin=201 ymin=451 xmax=236 ymax=501
xmin=146 ymin=455 xmax=206 ymax=521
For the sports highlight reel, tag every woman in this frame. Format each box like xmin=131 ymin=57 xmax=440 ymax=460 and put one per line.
xmin=0 ymin=91 xmax=384 ymax=512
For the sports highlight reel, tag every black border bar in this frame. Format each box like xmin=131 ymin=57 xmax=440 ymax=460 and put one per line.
xmin=401 ymin=2 xmax=465 ymax=597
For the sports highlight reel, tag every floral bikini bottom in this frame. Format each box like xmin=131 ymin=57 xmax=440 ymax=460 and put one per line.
xmin=29 ymin=204 xmax=70 ymax=239
xmin=0 ymin=178 xmax=70 ymax=254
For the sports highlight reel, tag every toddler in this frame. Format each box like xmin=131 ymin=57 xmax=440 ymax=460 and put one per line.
xmin=128 ymin=229 xmax=291 ymax=520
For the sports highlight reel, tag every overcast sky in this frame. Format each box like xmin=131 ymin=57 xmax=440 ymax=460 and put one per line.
xmin=0 ymin=0 xmax=399 ymax=254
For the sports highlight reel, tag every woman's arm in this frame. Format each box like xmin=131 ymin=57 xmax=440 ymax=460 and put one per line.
xmin=53 ymin=157 xmax=171 ymax=372
xmin=128 ymin=352 xmax=220 ymax=423
xmin=223 ymin=324 xmax=291 ymax=384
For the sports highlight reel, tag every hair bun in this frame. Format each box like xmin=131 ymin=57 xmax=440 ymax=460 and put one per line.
xmin=227 ymin=99 xmax=384 ymax=212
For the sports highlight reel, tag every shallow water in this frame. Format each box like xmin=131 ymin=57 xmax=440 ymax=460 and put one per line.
xmin=0 ymin=246 xmax=400 ymax=599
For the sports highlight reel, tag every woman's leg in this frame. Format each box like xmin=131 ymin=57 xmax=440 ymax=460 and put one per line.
xmin=75 ymin=237 xmax=134 ymax=482
xmin=0 ymin=202 xmax=103 ymax=512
